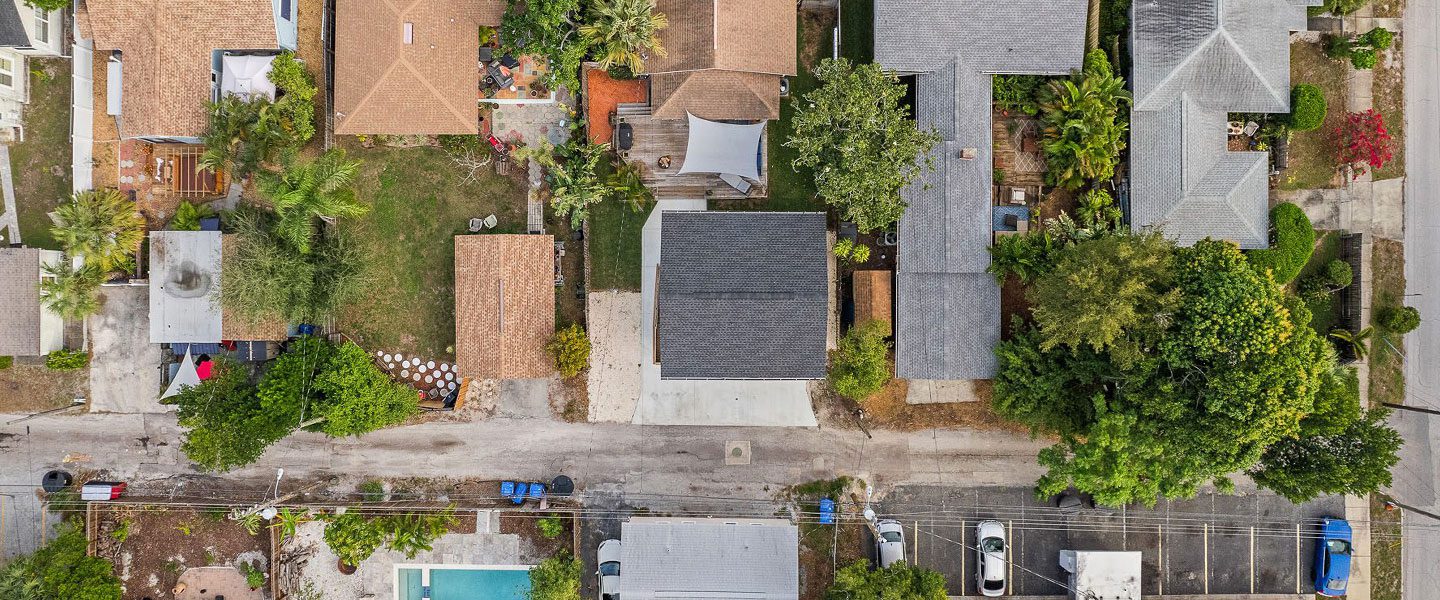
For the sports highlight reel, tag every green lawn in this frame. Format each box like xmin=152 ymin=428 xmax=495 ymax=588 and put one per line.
xmin=1372 ymin=493 xmax=1402 ymax=600
xmin=839 ymin=0 xmax=874 ymax=64
xmin=1280 ymin=41 xmax=1347 ymax=191
xmin=9 ymin=58 xmax=72 ymax=249
xmin=586 ymin=193 xmax=652 ymax=291
xmin=1369 ymin=239 xmax=1406 ymax=408
xmin=1373 ymin=39 xmax=1405 ymax=180
xmin=336 ymin=141 xmax=528 ymax=359
xmin=1295 ymin=231 xmax=1344 ymax=334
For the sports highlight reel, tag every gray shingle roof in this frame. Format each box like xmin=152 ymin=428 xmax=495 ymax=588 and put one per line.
xmin=0 ymin=248 xmax=45 ymax=356
xmin=657 ymin=211 xmax=828 ymax=380
xmin=876 ymin=0 xmax=1086 ymax=380
xmin=620 ymin=518 xmax=799 ymax=600
xmin=0 ymin=2 xmax=28 ymax=47
xmin=1130 ymin=0 xmax=1312 ymax=248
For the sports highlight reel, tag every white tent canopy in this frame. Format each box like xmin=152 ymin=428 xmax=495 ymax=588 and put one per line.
xmin=220 ymin=54 xmax=277 ymax=101
xmin=160 ymin=349 xmax=201 ymax=400
xmin=677 ymin=113 xmax=766 ymax=181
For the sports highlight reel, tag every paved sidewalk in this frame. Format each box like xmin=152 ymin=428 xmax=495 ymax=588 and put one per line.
xmin=0 ymin=144 xmax=20 ymax=244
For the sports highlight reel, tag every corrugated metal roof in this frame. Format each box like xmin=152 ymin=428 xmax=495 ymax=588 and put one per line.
xmin=657 ymin=211 xmax=828 ymax=380
xmin=620 ymin=518 xmax=799 ymax=600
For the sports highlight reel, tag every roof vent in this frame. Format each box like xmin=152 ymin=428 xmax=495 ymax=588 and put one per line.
xmin=403 ymin=22 xmax=413 ymax=44
xmin=958 ymin=147 xmax=978 ymax=160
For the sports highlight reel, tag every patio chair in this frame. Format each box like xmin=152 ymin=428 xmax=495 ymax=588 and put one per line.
xmin=719 ymin=173 xmax=753 ymax=195
xmin=483 ymin=214 xmax=498 ymax=229
xmin=469 ymin=218 xmax=484 ymax=232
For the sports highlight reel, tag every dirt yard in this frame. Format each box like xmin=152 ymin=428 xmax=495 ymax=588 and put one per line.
xmin=0 ymin=362 xmax=88 ymax=413
xmin=499 ymin=512 xmax=576 ymax=562
xmin=94 ymin=506 xmax=272 ymax=600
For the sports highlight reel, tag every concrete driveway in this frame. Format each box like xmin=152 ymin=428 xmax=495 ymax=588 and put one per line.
xmin=634 ymin=200 xmax=817 ymax=427
xmin=881 ymin=485 xmax=1343 ymax=597
xmin=88 ymin=284 xmax=164 ymax=413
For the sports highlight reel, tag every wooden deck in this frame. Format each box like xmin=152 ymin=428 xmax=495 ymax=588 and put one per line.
xmin=615 ymin=105 xmax=768 ymax=200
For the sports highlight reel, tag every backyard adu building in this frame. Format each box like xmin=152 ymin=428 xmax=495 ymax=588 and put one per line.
xmin=644 ymin=0 xmax=797 ymax=121
xmin=149 ymin=230 xmax=223 ymax=344
xmin=619 ymin=517 xmax=799 ymax=599
xmin=454 ymin=234 xmax=556 ymax=380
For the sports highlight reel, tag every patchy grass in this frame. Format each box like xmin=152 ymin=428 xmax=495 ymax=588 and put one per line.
xmin=1372 ymin=493 xmax=1402 ymax=600
xmin=586 ymin=192 xmax=652 ymax=291
xmin=1373 ymin=40 xmax=1405 ymax=180
xmin=1295 ymin=231 xmax=1344 ymax=334
xmin=735 ymin=8 xmax=830 ymax=213
xmin=1375 ymin=0 xmax=1406 ymax=18
xmin=839 ymin=0 xmax=873 ymax=64
xmin=1369 ymin=239 xmax=1406 ymax=408
xmin=1281 ymin=41 xmax=1347 ymax=191
xmin=849 ymin=378 xmax=1034 ymax=434
xmin=0 ymin=363 xmax=87 ymax=413
xmin=9 ymin=58 xmax=72 ymax=249
xmin=337 ymin=140 xmax=528 ymax=359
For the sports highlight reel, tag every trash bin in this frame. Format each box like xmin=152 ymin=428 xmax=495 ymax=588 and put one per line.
xmin=41 ymin=470 xmax=72 ymax=493
xmin=550 ymin=475 xmax=575 ymax=496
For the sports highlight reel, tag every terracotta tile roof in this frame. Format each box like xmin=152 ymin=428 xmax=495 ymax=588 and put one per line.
xmin=454 ymin=234 xmax=556 ymax=380
xmin=642 ymin=0 xmax=794 ymax=121
xmin=0 ymin=248 xmax=44 ymax=356
xmin=79 ymin=0 xmax=279 ymax=138
xmin=220 ymin=235 xmax=289 ymax=341
xmin=647 ymin=0 xmax=796 ymax=75
xmin=852 ymin=270 xmax=893 ymax=334
xmin=651 ymin=70 xmax=780 ymax=120
xmin=333 ymin=0 xmax=504 ymax=135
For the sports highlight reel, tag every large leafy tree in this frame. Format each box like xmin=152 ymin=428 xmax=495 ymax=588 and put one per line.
xmin=40 ymin=260 xmax=106 ymax=320
xmin=164 ymin=356 xmax=294 ymax=472
xmin=579 ymin=0 xmax=667 ymax=73
xmin=998 ymin=239 xmax=1335 ymax=506
xmin=1038 ymin=49 xmax=1131 ymax=190
xmin=1251 ymin=408 xmax=1403 ymax=502
xmin=309 ymin=341 xmax=420 ymax=437
xmin=500 ymin=0 xmax=588 ymax=92
xmin=523 ymin=140 xmax=611 ymax=228
xmin=50 ymin=189 xmax=145 ymax=273
xmin=220 ymin=206 xmax=364 ymax=326
xmin=828 ymin=560 xmax=947 ymax=600
xmin=259 ymin=148 xmax=367 ymax=253
xmin=788 ymin=58 xmax=940 ymax=232
xmin=828 ymin=320 xmax=893 ymax=402
xmin=1028 ymin=232 xmax=1178 ymax=356
xmin=0 ymin=524 xmax=122 ymax=600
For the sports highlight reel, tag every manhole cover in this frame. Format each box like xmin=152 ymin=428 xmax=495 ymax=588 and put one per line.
xmin=725 ymin=441 xmax=751 ymax=465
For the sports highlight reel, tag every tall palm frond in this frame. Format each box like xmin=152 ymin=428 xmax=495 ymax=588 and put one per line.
xmin=49 ymin=189 xmax=146 ymax=273
xmin=40 ymin=259 xmax=106 ymax=320
xmin=1330 ymin=327 xmax=1374 ymax=360
xmin=606 ymin=160 xmax=653 ymax=212
xmin=579 ymin=0 xmax=668 ymax=73
xmin=258 ymin=148 xmax=367 ymax=253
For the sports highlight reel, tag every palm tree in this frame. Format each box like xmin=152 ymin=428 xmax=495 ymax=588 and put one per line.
xmin=50 ymin=189 xmax=146 ymax=273
xmin=1330 ymin=327 xmax=1375 ymax=361
xmin=606 ymin=159 xmax=653 ymax=212
xmin=40 ymin=259 xmax=105 ymax=320
xmin=258 ymin=148 xmax=367 ymax=253
xmin=199 ymin=94 xmax=290 ymax=176
xmin=579 ymin=0 xmax=668 ymax=74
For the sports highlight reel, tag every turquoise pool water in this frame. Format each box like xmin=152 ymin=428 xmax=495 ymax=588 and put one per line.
xmin=397 ymin=567 xmax=531 ymax=600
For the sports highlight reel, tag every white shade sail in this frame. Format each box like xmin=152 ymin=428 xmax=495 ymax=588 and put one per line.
xmin=677 ymin=113 xmax=766 ymax=180
xmin=160 ymin=349 xmax=200 ymax=400
xmin=220 ymin=55 xmax=277 ymax=101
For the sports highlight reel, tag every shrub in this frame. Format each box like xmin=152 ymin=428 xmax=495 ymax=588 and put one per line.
xmin=833 ymin=238 xmax=871 ymax=264
xmin=1336 ymin=109 xmax=1394 ymax=178
xmin=241 ymin=561 xmax=266 ymax=589
xmin=1299 ymin=275 xmax=1332 ymax=302
xmin=268 ymin=52 xmax=318 ymax=145
xmin=1378 ymin=305 xmax=1421 ymax=334
xmin=45 ymin=349 xmax=90 ymax=371
xmin=993 ymin=74 xmax=1042 ymax=115
xmin=1246 ymin=203 xmax=1315 ymax=284
xmin=358 ymin=480 xmax=386 ymax=502
xmin=828 ymin=320 xmax=892 ymax=402
xmin=1324 ymin=259 xmax=1354 ymax=289
xmin=549 ymin=324 xmax=591 ymax=378
xmin=170 ymin=200 xmax=215 ymax=231
xmin=1288 ymin=84 xmax=1327 ymax=131
xmin=537 ymin=516 xmax=565 ymax=539
xmin=0 ymin=356 xmax=12 ymax=370
xmin=1320 ymin=0 xmax=1369 ymax=16
xmin=528 ymin=553 xmax=582 ymax=600
xmin=1076 ymin=189 xmax=1122 ymax=229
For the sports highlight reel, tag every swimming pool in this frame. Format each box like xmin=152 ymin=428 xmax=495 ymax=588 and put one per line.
xmin=396 ymin=564 xmax=533 ymax=600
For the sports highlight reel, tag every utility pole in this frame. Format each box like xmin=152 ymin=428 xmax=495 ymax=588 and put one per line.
xmin=1381 ymin=402 xmax=1440 ymax=417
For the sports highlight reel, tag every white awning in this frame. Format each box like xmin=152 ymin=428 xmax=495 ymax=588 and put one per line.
xmin=220 ymin=55 xmax=277 ymax=101
xmin=677 ymin=113 xmax=765 ymax=181
xmin=160 ymin=349 xmax=201 ymax=399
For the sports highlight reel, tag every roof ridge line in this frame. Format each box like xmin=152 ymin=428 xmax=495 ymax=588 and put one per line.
xmin=1134 ymin=28 xmax=1224 ymax=112
xmin=1215 ymin=26 xmax=1289 ymax=109
xmin=398 ymin=58 xmax=476 ymax=132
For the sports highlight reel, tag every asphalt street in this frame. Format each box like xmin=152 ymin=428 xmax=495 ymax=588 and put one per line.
xmin=1394 ymin=0 xmax=1440 ymax=596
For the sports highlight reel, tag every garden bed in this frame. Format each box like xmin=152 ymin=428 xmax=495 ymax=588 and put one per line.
xmin=10 ymin=57 xmax=72 ymax=249
xmin=1294 ymin=231 xmax=1345 ymax=334
xmin=92 ymin=506 xmax=272 ymax=600
xmin=1280 ymin=40 xmax=1348 ymax=190
xmin=336 ymin=139 xmax=529 ymax=359
xmin=1372 ymin=493 xmax=1402 ymax=600
xmin=499 ymin=512 xmax=576 ymax=562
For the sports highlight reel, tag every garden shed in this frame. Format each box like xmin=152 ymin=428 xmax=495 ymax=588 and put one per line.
xmin=454 ymin=234 xmax=556 ymax=380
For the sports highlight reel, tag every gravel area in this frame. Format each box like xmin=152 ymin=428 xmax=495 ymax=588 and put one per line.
xmin=585 ymin=291 xmax=641 ymax=422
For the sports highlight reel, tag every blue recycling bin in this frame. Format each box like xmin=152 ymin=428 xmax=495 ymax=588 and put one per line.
xmin=819 ymin=498 xmax=836 ymax=524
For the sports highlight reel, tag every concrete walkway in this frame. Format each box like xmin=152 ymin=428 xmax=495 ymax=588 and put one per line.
xmin=0 ymin=144 xmax=20 ymax=244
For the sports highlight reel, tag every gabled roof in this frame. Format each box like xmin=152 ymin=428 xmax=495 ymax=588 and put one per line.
xmin=0 ymin=248 xmax=54 ymax=356
xmin=333 ymin=0 xmax=504 ymax=135
xmin=1129 ymin=0 xmax=1314 ymax=248
xmin=0 ymin=2 xmax=29 ymax=47
xmin=78 ymin=0 xmax=281 ymax=138
xmin=657 ymin=212 xmax=828 ymax=380
xmin=149 ymin=230 xmax=224 ymax=344
xmin=875 ymin=0 xmax=1086 ymax=380
xmin=643 ymin=0 xmax=795 ymax=121
xmin=454 ymin=234 xmax=555 ymax=380
xmin=620 ymin=518 xmax=799 ymax=600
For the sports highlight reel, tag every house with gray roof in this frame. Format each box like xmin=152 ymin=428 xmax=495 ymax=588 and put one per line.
xmin=619 ymin=517 xmax=799 ymax=599
xmin=657 ymin=211 xmax=828 ymax=380
xmin=874 ymin=0 xmax=1088 ymax=380
xmin=0 ymin=247 xmax=65 ymax=356
xmin=1130 ymin=0 xmax=1319 ymax=248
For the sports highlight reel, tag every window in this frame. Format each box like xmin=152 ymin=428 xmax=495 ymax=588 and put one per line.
xmin=280 ymin=0 xmax=291 ymax=20
xmin=0 ymin=57 xmax=13 ymax=88
xmin=34 ymin=8 xmax=49 ymax=45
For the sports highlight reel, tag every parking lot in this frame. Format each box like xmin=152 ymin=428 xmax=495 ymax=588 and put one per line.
xmin=880 ymin=486 xmax=1344 ymax=596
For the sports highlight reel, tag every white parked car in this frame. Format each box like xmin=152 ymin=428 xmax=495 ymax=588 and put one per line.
xmin=975 ymin=520 xmax=1007 ymax=597
xmin=597 ymin=539 xmax=621 ymax=600
xmin=876 ymin=519 xmax=907 ymax=567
